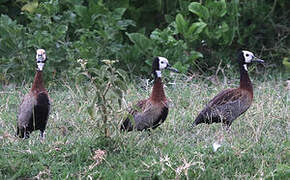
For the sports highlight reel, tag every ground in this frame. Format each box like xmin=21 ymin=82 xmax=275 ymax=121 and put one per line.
xmin=0 ymin=72 xmax=289 ymax=179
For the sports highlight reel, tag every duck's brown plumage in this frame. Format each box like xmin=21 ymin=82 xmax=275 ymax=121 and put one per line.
xmin=120 ymin=57 xmax=178 ymax=131
xmin=17 ymin=50 xmax=50 ymax=139
xmin=193 ymin=51 xmax=263 ymax=127
xmin=194 ymin=88 xmax=252 ymax=126
xmin=120 ymin=77 xmax=168 ymax=131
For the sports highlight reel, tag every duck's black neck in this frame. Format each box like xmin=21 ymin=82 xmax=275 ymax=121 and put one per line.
xmin=239 ymin=64 xmax=253 ymax=95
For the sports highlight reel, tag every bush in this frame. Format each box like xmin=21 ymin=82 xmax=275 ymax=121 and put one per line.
xmin=75 ymin=58 xmax=128 ymax=137
xmin=0 ymin=0 xmax=289 ymax=83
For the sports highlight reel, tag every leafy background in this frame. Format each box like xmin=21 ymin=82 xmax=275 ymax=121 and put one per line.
xmin=0 ymin=0 xmax=289 ymax=82
xmin=0 ymin=1 xmax=289 ymax=179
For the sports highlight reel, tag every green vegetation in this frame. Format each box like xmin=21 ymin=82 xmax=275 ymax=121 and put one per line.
xmin=76 ymin=59 xmax=128 ymax=137
xmin=0 ymin=0 xmax=289 ymax=179
xmin=0 ymin=72 xmax=288 ymax=179
xmin=0 ymin=0 xmax=289 ymax=82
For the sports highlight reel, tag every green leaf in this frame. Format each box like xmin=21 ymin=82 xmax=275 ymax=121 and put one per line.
xmin=175 ymin=13 xmax=188 ymax=34
xmin=117 ymin=19 xmax=135 ymax=30
xmin=113 ymin=8 xmax=127 ymax=20
xmin=190 ymin=50 xmax=203 ymax=60
xmin=188 ymin=22 xmax=207 ymax=36
xmin=74 ymin=5 xmax=87 ymax=17
xmin=75 ymin=72 xmax=90 ymax=82
xmin=55 ymin=25 xmax=68 ymax=39
xmin=88 ymin=67 xmax=101 ymax=77
xmin=114 ymin=79 xmax=127 ymax=91
xmin=188 ymin=2 xmax=209 ymax=20
xmin=116 ymin=69 xmax=128 ymax=81
xmin=125 ymin=32 xmax=152 ymax=53
xmin=222 ymin=27 xmax=235 ymax=45
xmin=217 ymin=0 xmax=227 ymax=17
xmin=145 ymin=59 xmax=152 ymax=66
xmin=214 ymin=22 xmax=229 ymax=40
xmin=220 ymin=22 xmax=229 ymax=33
xmin=210 ymin=0 xmax=227 ymax=17
xmin=21 ymin=0 xmax=38 ymax=13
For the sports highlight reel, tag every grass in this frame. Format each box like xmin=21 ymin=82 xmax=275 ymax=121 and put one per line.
xmin=0 ymin=71 xmax=289 ymax=179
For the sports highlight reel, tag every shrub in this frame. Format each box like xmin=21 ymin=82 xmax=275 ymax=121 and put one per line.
xmin=76 ymin=58 xmax=128 ymax=137
xmin=0 ymin=0 xmax=289 ymax=83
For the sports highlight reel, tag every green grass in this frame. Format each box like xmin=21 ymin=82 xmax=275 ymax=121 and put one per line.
xmin=0 ymin=73 xmax=289 ymax=179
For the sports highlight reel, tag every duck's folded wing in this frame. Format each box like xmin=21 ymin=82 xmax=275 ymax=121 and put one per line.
xmin=195 ymin=89 xmax=250 ymax=125
xmin=134 ymin=101 xmax=166 ymax=130
xmin=18 ymin=94 xmax=37 ymax=128
xmin=207 ymin=88 xmax=241 ymax=107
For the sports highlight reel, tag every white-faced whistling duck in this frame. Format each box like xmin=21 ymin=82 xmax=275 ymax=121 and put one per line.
xmin=193 ymin=50 xmax=264 ymax=128
xmin=120 ymin=57 xmax=179 ymax=131
xmin=16 ymin=49 xmax=50 ymax=139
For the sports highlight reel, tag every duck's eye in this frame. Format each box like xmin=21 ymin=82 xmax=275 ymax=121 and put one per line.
xmin=246 ymin=54 xmax=249 ymax=57
xmin=161 ymin=61 xmax=164 ymax=64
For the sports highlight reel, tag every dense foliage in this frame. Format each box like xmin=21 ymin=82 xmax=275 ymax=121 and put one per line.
xmin=0 ymin=0 xmax=289 ymax=82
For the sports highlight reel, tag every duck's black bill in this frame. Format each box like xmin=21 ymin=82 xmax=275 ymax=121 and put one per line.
xmin=252 ymin=57 xmax=264 ymax=63
xmin=166 ymin=65 xmax=179 ymax=73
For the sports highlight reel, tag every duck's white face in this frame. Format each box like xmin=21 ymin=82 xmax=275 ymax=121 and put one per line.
xmin=242 ymin=50 xmax=255 ymax=63
xmin=158 ymin=56 xmax=169 ymax=70
xmin=153 ymin=56 xmax=179 ymax=78
xmin=241 ymin=50 xmax=264 ymax=71
xmin=36 ymin=49 xmax=46 ymax=71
